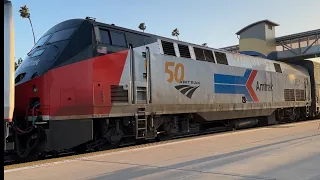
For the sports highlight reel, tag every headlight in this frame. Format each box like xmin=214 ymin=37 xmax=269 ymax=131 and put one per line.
xmin=32 ymin=85 xmax=38 ymax=93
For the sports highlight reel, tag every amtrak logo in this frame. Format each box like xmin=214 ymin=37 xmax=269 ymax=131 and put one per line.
xmin=213 ymin=69 xmax=259 ymax=102
xmin=175 ymin=84 xmax=200 ymax=99
xmin=164 ymin=61 xmax=200 ymax=99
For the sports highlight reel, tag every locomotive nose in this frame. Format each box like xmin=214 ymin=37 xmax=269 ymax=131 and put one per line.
xmin=14 ymin=75 xmax=49 ymax=121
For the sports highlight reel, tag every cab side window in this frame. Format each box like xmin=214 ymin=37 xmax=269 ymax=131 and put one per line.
xmin=99 ymin=29 xmax=111 ymax=44
xmin=98 ymin=28 xmax=127 ymax=48
xmin=110 ymin=31 xmax=127 ymax=47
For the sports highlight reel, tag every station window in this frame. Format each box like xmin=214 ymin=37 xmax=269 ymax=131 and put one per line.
xmin=214 ymin=51 xmax=228 ymax=65
xmin=274 ymin=63 xmax=282 ymax=73
xmin=110 ymin=31 xmax=127 ymax=47
xmin=161 ymin=40 xmax=176 ymax=56
xmin=178 ymin=44 xmax=191 ymax=58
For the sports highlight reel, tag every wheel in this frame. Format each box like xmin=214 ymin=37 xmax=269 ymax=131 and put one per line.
xmin=294 ymin=108 xmax=301 ymax=121
xmin=51 ymin=150 xmax=59 ymax=158
xmin=275 ymin=109 xmax=285 ymax=123
xmin=73 ymin=144 xmax=87 ymax=154
xmin=106 ymin=127 xmax=123 ymax=146
xmin=156 ymin=133 xmax=173 ymax=141
xmin=288 ymin=109 xmax=297 ymax=123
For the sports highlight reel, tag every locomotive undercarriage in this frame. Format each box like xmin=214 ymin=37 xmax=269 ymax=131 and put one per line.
xmin=6 ymin=105 xmax=311 ymax=162
xmin=75 ymin=106 xmax=311 ymax=153
xmin=275 ymin=106 xmax=310 ymax=123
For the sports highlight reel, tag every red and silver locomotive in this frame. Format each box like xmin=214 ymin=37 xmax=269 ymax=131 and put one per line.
xmin=5 ymin=17 xmax=320 ymax=158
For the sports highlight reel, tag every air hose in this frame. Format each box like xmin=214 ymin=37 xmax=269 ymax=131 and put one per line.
xmin=31 ymin=102 xmax=40 ymax=125
xmin=14 ymin=125 xmax=46 ymax=158
xmin=13 ymin=101 xmax=40 ymax=134
xmin=12 ymin=101 xmax=44 ymax=158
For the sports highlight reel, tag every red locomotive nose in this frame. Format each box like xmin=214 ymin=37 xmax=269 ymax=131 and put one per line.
xmin=14 ymin=75 xmax=47 ymax=119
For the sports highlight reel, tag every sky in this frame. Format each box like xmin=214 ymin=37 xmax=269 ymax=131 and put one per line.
xmin=11 ymin=0 xmax=320 ymax=62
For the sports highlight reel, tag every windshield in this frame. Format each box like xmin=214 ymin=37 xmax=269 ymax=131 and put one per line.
xmin=14 ymin=18 xmax=88 ymax=85
xmin=15 ymin=27 xmax=79 ymax=84
xmin=29 ymin=34 xmax=51 ymax=52
xmin=28 ymin=27 xmax=77 ymax=54
xmin=47 ymin=27 xmax=77 ymax=44
xmin=31 ymin=49 xmax=46 ymax=58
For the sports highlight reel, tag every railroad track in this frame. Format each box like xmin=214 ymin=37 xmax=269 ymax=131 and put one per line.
xmin=4 ymin=119 xmax=317 ymax=170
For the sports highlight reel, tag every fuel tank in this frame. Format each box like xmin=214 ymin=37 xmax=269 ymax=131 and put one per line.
xmin=232 ymin=118 xmax=259 ymax=129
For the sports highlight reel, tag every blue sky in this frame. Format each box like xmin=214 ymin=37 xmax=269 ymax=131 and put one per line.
xmin=12 ymin=0 xmax=320 ymax=61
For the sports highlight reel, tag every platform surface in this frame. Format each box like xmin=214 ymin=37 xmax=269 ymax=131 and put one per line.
xmin=4 ymin=120 xmax=320 ymax=180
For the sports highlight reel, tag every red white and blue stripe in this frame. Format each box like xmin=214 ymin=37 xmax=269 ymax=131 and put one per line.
xmin=214 ymin=69 xmax=259 ymax=102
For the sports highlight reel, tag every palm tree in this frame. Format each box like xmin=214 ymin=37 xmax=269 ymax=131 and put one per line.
xmin=172 ymin=28 xmax=180 ymax=40
xmin=138 ymin=23 xmax=146 ymax=32
xmin=15 ymin=58 xmax=23 ymax=70
xmin=19 ymin=5 xmax=35 ymax=45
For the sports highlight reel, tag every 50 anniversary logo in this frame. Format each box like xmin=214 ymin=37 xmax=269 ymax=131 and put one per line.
xmin=165 ymin=61 xmax=200 ymax=99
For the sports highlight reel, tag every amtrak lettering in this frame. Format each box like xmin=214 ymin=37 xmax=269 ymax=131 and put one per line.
xmin=20 ymin=59 xmax=40 ymax=68
xmin=256 ymin=81 xmax=273 ymax=91
xmin=179 ymin=80 xmax=200 ymax=85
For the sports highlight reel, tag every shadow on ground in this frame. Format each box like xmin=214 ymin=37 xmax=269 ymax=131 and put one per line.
xmin=83 ymin=133 xmax=319 ymax=180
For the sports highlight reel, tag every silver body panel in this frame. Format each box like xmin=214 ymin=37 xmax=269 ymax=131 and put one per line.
xmin=107 ymin=40 xmax=311 ymax=121
xmin=46 ymin=39 xmax=311 ymax=121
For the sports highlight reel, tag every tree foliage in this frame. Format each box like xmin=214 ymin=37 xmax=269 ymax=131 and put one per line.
xmin=172 ymin=28 xmax=180 ymax=40
xmin=15 ymin=58 xmax=23 ymax=70
xmin=138 ymin=23 xmax=146 ymax=32
xmin=19 ymin=5 xmax=36 ymax=44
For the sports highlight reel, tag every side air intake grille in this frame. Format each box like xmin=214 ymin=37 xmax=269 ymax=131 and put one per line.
xmin=215 ymin=51 xmax=228 ymax=65
xmin=111 ymin=85 xmax=128 ymax=103
xmin=178 ymin=44 xmax=191 ymax=58
xmin=161 ymin=40 xmax=176 ymax=56
xmin=284 ymin=89 xmax=295 ymax=101
xmin=295 ymin=89 xmax=306 ymax=101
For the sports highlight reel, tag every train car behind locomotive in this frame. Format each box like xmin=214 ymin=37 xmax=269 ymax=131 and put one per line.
xmin=9 ymin=18 xmax=315 ymax=158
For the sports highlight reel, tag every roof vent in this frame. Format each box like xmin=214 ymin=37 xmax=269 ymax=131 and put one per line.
xmin=85 ymin=16 xmax=96 ymax=21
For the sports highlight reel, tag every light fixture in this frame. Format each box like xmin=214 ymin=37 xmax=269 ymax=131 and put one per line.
xmin=32 ymin=85 xmax=38 ymax=93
